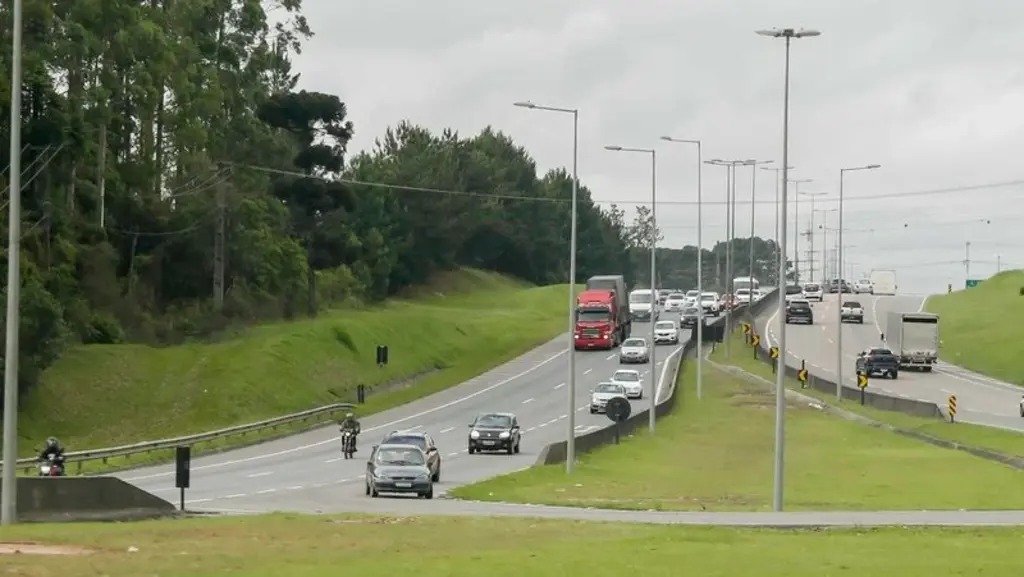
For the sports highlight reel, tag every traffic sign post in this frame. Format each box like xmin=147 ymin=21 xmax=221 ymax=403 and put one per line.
xmin=948 ymin=395 xmax=957 ymax=422
xmin=769 ymin=346 xmax=779 ymax=374
xmin=605 ymin=397 xmax=632 ymax=444
xmin=797 ymin=360 xmax=808 ymax=388
xmin=751 ymin=334 xmax=760 ymax=358
xmin=857 ymin=372 xmax=868 ymax=405
xmin=741 ymin=322 xmax=752 ymax=344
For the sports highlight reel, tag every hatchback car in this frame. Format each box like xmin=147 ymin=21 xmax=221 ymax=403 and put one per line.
xmin=653 ymin=320 xmax=679 ymax=345
xmin=378 ymin=430 xmax=442 ymax=482
xmin=680 ymin=305 xmax=701 ymax=328
xmin=785 ymin=298 xmax=814 ymax=324
xmin=802 ymin=283 xmax=823 ymax=302
xmin=590 ymin=382 xmax=628 ymax=414
xmin=467 ymin=412 xmax=522 ymax=455
xmin=365 ymin=444 xmax=434 ymax=499
xmin=664 ymin=292 xmax=687 ymax=312
xmin=618 ymin=337 xmax=650 ymax=364
xmin=853 ymin=279 xmax=873 ymax=294
xmin=610 ymin=369 xmax=644 ymax=399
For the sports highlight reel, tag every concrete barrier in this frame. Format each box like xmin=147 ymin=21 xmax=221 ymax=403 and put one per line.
xmin=0 ymin=477 xmax=177 ymax=523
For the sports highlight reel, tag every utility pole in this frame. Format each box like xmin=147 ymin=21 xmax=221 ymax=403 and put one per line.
xmin=788 ymin=179 xmax=813 ymax=282
xmin=964 ymin=241 xmax=971 ymax=281
xmin=798 ymin=191 xmax=828 ymax=283
xmin=213 ymin=182 xmax=227 ymax=311
xmin=997 ymin=254 xmax=1001 ymax=273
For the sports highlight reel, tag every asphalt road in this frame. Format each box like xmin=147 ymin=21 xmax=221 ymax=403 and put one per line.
xmin=760 ymin=293 xmax=1024 ymax=431
xmin=118 ymin=316 xmax=692 ymax=511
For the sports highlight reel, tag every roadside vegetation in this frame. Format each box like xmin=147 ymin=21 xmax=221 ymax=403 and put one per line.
xmin=925 ymin=270 xmax=1024 ymax=386
xmin=451 ymin=357 xmax=1024 ymax=511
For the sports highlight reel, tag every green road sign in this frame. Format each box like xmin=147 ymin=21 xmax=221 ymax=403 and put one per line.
xmin=965 ymin=279 xmax=981 ymax=288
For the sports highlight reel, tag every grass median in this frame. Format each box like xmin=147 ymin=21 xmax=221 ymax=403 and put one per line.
xmin=450 ymin=352 xmax=1024 ymax=511
xmin=925 ymin=269 xmax=1024 ymax=386
xmin=719 ymin=332 xmax=1024 ymax=458
xmin=1 ymin=513 xmax=1022 ymax=576
xmin=13 ymin=268 xmax=571 ymax=472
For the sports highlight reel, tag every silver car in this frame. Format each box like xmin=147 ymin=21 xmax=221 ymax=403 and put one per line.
xmin=653 ymin=320 xmax=679 ymax=345
xmin=610 ymin=369 xmax=644 ymax=399
xmin=663 ymin=292 xmax=687 ymax=312
xmin=590 ymin=382 xmax=628 ymax=413
xmin=618 ymin=337 xmax=650 ymax=364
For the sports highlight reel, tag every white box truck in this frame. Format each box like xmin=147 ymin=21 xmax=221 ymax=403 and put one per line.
xmin=869 ymin=269 xmax=897 ymax=295
xmin=885 ymin=311 xmax=939 ymax=371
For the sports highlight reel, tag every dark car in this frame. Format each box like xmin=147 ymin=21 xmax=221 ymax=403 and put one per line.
xmin=365 ymin=443 xmax=434 ymax=499
xmin=680 ymin=305 xmax=701 ymax=328
xmin=785 ymin=299 xmax=814 ymax=324
xmin=468 ymin=412 xmax=521 ymax=455
xmin=855 ymin=347 xmax=899 ymax=379
xmin=379 ymin=430 xmax=441 ymax=481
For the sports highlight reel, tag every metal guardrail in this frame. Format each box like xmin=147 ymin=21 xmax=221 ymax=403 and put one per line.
xmin=4 ymin=402 xmax=354 ymax=475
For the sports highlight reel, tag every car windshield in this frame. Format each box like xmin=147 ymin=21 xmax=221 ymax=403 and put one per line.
xmin=868 ymin=348 xmax=893 ymax=356
xmin=613 ymin=371 xmax=640 ymax=382
xmin=786 ymin=285 xmax=803 ymax=295
xmin=686 ymin=291 xmax=700 ymax=297
xmin=595 ymin=383 xmax=623 ymax=393
xmin=804 ymin=284 xmax=820 ymax=291
xmin=474 ymin=414 xmax=512 ymax=428
xmin=842 ymin=301 xmax=862 ymax=308
xmin=790 ymin=301 xmax=810 ymax=310
xmin=736 ymin=289 xmax=750 ymax=296
xmin=376 ymin=447 xmax=425 ymax=466
xmin=700 ymin=293 xmax=716 ymax=301
xmin=683 ymin=307 xmax=699 ymax=314
xmin=382 ymin=435 xmax=427 ymax=450
xmin=622 ymin=338 xmax=646 ymax=348
xmin=655 ymin=321 xmax=675 ymax=330
xmin=576 ymin=307 xmax=611 ymax=322
xmin=630 ymin=292 xmax=653 ymax=304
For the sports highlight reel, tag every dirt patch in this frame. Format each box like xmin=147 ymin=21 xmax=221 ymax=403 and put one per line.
xmin=0 ymin=542 xmax=94 ymax=555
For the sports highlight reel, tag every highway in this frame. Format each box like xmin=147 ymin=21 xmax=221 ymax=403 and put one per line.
xmin=760 ymin=293 xmax=1024 ymax=431
xmin=117 ymin=316 xmax=690 ymax=512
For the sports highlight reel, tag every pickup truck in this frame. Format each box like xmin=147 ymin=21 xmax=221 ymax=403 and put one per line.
xmin=855 ymin=347 xmax=899 ymax=379
xmin=840 ymin=300 xmax=864 ymax=324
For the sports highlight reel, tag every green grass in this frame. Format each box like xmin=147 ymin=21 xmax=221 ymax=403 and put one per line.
xmin=925 ymin=269 xmax=1024 ymax=386
xmin=719 ymin=332 xmax=1024 ymax=458
xmin=450 ymin=356 xmax=1024 ymax=511
xmin=1 ymin=513 xmax=1023 ymax=576
xmin=12 ymin=268 xmax=572 ymax=465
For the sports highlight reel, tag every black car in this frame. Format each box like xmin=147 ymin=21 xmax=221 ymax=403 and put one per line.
xmin=378 ymin=430 xmax=441 ymax=481
xmin=680 ymin=306 xmax=700 ymax=328
xmin=855 ymin=347 xmax=899 ymax=379
xmin=785 ymin=299 xmax=814 ymax=324
xmin=468 ymin=412 xmax=521 ymax=455
xmin=365 ymin=443 xmax=434 ymax=499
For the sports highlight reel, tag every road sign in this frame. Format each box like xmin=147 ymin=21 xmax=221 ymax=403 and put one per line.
xmin=948 ymin=395 xmax=957 ymax=422
xmin=751 ymin=334 xmax=761 ymax=347
xmin=857 ymin=373 xmax=868 ymax=389
xmin=797 ymin=368 xmax=808 ymax=385
xmin=741 ymin=322 xmax=752 ymax=334
xmin=965 ymin=279 xmax=981 ymax=288
xmin=769 ymin=346 xmax=779 ymax=359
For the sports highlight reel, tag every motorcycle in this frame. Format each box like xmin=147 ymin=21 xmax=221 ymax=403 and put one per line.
xmin=38 ymin=456 xmax=65 ymax=477
xmin=340 ymin=430 xmax=356 ymax=459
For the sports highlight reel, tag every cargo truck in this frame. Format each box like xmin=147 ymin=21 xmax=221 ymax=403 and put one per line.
xmin=884 ymin=311 xmax=939 ymax=371
xmin=575 ymin=275 xmax=631 ymax=349
xmin=869 ymin=270 xmax=897 ymax=296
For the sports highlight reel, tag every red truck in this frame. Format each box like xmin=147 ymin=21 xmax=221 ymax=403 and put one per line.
xmin=574 ymin=276 xmax=631 ymax=350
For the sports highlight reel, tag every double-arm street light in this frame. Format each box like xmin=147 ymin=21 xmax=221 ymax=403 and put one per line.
xmin=788 ymin=179 xmax=814 ymax=281
xmin=835 ymin=163 xmax=881 ymax=399
xmin=513 ymin=101 xmax=580 ymax=473
xmin=659 ymin=136 xmax=704 ymax=400
xmin=799 ymin=192 xmax=829 ymax=283
xmin=756 ymin=25 xmax=821 ymax=513
xmin=605 ymin=145 xmax=658 ymax=434
xmin=761 ymin=165 xmax=794 ymax=284
xmin=745 ymin=160 xmax=774 ymax=296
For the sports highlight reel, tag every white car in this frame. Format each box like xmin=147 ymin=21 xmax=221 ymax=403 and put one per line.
xmin=684 ymin=289 xmax=701 ymax=305
xmin=751 ymin=289 xmax=763 ymax=302
xmin=699 ymin=292 xmax=721 ymax=317
xmin=840 ymin=300 xmax=865 ymax=324
xmin=653 ymin=320 xmax=679 ymax=345
xmin=853 ymin=279 xmax=873 ymax=294
xmin=664 ymin=292 xmax=687 ymax=312
xmin=734 ymin=288 xmax=752 ymax=305
xmin=590 ymin=382 xmax=628 ymax=414
xmin=802 ymin=283 xmax=823 ymax=302
xmin=610 ymin=369 xmax=644 ymax=399
xmin=618 ymin=337 xmax=650 ymax=364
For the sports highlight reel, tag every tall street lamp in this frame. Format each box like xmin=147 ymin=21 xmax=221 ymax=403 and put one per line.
xmin=514 ymin=101 xmax=580 ymax=473
xmin=798 ymin=192 xmax=829 ymax=283
xmin=761 ymin=165 xmax=795 ymax=286
xmin=756 ymin=25 xmax=821 ymax=513
xmin=605 ymin=145 xmax=658 ymax=434
xmin=788 ymin=178 xmax=814 ymax=282
xmin=745 ymin=160 xmax=774 ymax=291
xmin=660 ymin=136 xmax=705 ymax=399
xmin=835 ymin=163 xmax=880 ymax=400
xmin=706 ymin=158 xmax=753 ymax=358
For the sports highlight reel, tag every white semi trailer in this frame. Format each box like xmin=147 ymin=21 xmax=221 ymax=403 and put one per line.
xmin=885 ymin=311 xmax=939 ymax=371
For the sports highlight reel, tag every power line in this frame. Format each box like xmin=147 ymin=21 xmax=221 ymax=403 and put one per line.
xmin=104 ymin=207 xmax=219 ymax=238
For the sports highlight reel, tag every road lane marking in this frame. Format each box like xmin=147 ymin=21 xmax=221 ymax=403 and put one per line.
xmin=256 ymin=489 xmax=276 ymax=494
xmin=521 ymin=398 xmax=534 ymax=404
xmin=324 ymin=458 xmax=341 ymax=464
xmin=225 ymin=493 xmax=247 ymax=499
xmin=439 ymin=426 xmax=455 ymax=434
xmin=584 ymin=368 xmax=593 ymax=375
xmin=606 ymin=353 xmax=616 ymax=360
xmin=554 ymin=382 xmax=565 ymax=390
xmin=247 ymin=471 xmax=273 ymax=478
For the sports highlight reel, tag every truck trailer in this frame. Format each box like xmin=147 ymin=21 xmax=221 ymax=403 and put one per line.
xmin=884 ymin=311 xmax=939 ymax=371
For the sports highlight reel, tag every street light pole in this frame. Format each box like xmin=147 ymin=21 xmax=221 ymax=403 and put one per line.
xmin=660 ymin=137 xmax=704 ymax=399
xmin=605 ymin=145 xmax=658 ymax=434
xmin=756 ymin=25 xmax=821 ymax=513
xmin=836 ymin=164 xmax=880 ymax=400
xmin=1 ymin=0 xmax=25 ymax=526
xmin=514 ymin=101 xmax=580 ymax=473
xmin=799 ymin=192 xmax=828 ymax=283
xmin=746 ymin=160 xmax=773 ymax=289
xmin=761 ymin=165 xmax=794 ymax=286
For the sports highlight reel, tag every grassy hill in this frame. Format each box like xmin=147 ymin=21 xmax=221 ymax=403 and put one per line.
xmin=925 ymin=270 xmax=1024 ymax=386
xmin=16 ymin=268 xmax=571 ymax=455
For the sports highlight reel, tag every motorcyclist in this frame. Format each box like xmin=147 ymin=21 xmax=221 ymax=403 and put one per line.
xmin=339 ymin=412 xmax=361 ymax=451
xmin=38 ymin=437 xmax=66 ymax=474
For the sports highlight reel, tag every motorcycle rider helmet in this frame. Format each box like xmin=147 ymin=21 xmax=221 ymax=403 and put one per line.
xmin=46 ymin=436 xmax=59 ymax=448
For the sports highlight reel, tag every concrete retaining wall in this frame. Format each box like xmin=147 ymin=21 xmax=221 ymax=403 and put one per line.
xmin=0 ymin=477 xmax=177 ymax=523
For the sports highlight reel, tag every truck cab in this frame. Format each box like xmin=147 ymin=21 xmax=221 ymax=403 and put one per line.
xmin=574 ymin=290 xmax=619 ymax=350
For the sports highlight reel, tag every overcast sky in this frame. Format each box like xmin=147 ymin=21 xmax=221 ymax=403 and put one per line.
xmin=293 ymin=0 xmax=1024 ymax=293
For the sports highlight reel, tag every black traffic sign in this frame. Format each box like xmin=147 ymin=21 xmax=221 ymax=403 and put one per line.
xmin=606 ymin=396 xmax=632 ymax=423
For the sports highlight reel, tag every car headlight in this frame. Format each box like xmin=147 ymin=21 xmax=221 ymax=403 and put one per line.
xmin=416 ymin=472 xmax=430 ymax=480
xmin=470 ymin=430 xmax=480 ymax=439
xmin=499 ymin=431 xmax=510 ymax=438
xmin=374 ymin=471 xmax=390 ymax=480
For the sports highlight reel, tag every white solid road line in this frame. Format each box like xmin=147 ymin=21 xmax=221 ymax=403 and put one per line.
xmin=246 ymin=471 xmax=273 ymax=478
xmin=439 ymin=426 xmax=455 ymax=434
xmin=554 ymin=382 xmax=565 ymax=390
xmin=521 ymin=398 xmax=534 ymax=404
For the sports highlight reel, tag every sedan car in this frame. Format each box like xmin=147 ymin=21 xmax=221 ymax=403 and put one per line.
xmin=653 ymin=320 xmax=679 ymax=345
xmin=378 ymin=430 xmax=441 ymax=481
xmin=590 ymin=382 xmax=628 ymax=414
xmin=840 ymin=300 xmax=864 ymax=324
xmin=855 ymin=347 xmax=899 ymax=379
xmin=467 ymin=412 xmax=521 ymax=455
xmin=365 ymin=443 xmax=434 ymax=499
xmin=618 ymin=337 xmax=650 ymax=364
xmin=610 ymin=369 xmax=644 ymax=399
xmin=785 ymin=298 xmax=814 ymax=324
xmin=664 ymin=292 xmax=687 ymax=312
xmin=679 ymin=305 xmax=701 ymax=328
